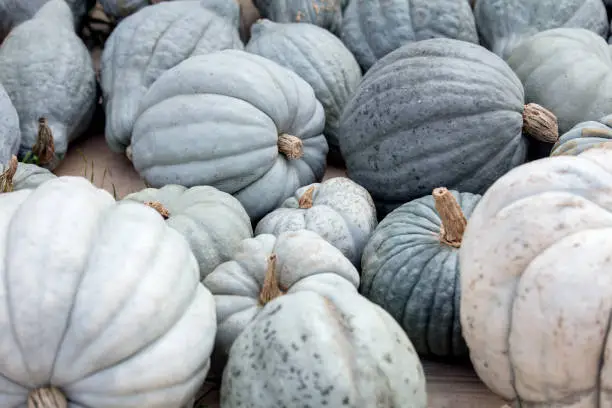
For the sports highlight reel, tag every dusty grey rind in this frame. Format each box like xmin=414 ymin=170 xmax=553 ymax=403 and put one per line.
xmin=246 ymin=19 xmax=362 ymax=151
xmin=0 ymin=83 xmax=20 ymax=164
xmin=101 ymin=0 xmax=243 ymax=154
xmin=253 ymin=0 xmax=342 ymax=34
xmin=0 ymin=0 xmax=96 ymax=170
xmin=340 ymin=0 xmax=478 ymax=72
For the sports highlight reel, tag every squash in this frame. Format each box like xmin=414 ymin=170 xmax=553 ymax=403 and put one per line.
xmin=123 ymin=184 xmax=253 ymax=280
xmin=0 ymin=0 xmax=97 ymax=170
xmin=338 ymin=38 xmax=558 ymax=216
xmin=130 ymin=49 xmax=328 ymax=221
xmin=460 ymin=146 xmax=612 ymax=405
xmin=551 ymin=114 xmax=612 ymax=156
xmin=340 ymin=0 xmax=478 ymax=71
xmin=507 ymin=28 xmax=612 ymax=135
xmin=474 ymin=0 xmax=608 ymax=60
xmin=252 ymin=0 xmax=342 ymax=33
xmin=361 ymin=187 xmax=480 ymax=358
xmin=0 ymin=176 xmax=216 ymax=407
xmin=246 ymin=19 xmax=362 ymax=151
xmin=101 ymin=0 xmax=243 ymax=154
xmin=255 ymin=177 xmax=377 ymax=266
xmin=0 ymin=155 xmax=56 ymax=193
xmin=0 ymin=83 xmax=20 ymax=164
xmin=202 ymin=230 xmax=359 ymax=370
xmin=221 ymin=289 xmax=427 ymax=407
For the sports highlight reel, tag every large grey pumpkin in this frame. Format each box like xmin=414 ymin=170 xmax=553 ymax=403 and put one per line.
xmin=130 ymin=49 xmax=328 ymax=221
xmin=255 ymin=177 xmax=377 ymax=266
xmin=507 ymin=28 xmax=612 ymax=135
xmin=221 ymin=290 xmax=427 ymax=407
xmin=0 ymin=0 xmax=96 ymax=170
xmin=0 ymin=82 xmax=20 ymax=164
xmin=474 ymin=0 xmax=608 ymax=60
xmin=202 ymin=230 xmax=360 ymax=370
xmin=341 ymin=0 xmax=478 ymax=71
xmin=550 ymin=114 xmax=612 ymax=156
xmin=0 ymin=155 xmax=56 ymax=193
xmin=101 ymin=0 xmax=243 ymax=153
xmin=246 ymin=19 xmax=362 ymax=151
xmin=253 ymin=0 xmax=342 ymax=33
xmin=338 ymin=38 xmax=558 ymax=216
xmin=361 ymin=187 xmax=481 ymax=358
xmin=123 ymin=184 xmax=253 ymax=280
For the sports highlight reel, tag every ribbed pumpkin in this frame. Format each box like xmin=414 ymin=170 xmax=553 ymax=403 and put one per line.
xmin=253 ymin=0 xmax=342 ymax=33
xmin=0 ymin=155 xmax=56 ymax=193
xmin=551 ymin=114 xmax=612 ymax=156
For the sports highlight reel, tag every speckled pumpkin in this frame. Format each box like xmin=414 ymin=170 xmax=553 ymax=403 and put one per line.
xmin=221 ymin=290 xmax=428 ymax=407
xmin=255 ymin=177 xmax=377 ymax=266
xmin=361 ymin=187 xmax=481 ymax=358
xmin=340 ymin=0 xmax=478 ymax=71
xmin=0 ymin=155 xmax=56 ymax=193
xmin=338 ymin=38 xmax=559 ymax=216
xmin=123 ymin=184 xmax=253 ymax=280
xmin=253 ymin=0 xmax=342 ymax=33
xmin=0 ymin=83 xmax=20 ymax=164
xmin=551 ymin=114 xmax=612 ymax=156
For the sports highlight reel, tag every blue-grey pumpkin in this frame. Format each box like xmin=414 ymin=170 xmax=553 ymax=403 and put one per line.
xmin=338 ymin=38 xmax=558 ymax=216
xmin=551 ymin=114 xmax=612 ymax=156
xmin=130 ymin=49 xmax=328 ymax=221
xmin=246 ymin=19 xmax=362 ymax=151
xmin=253 ymin=0 xmax=342 ymax=33
xmin=474 ymin=0 xmax=609 ymax=60
xmin=0 ymin=83 xmax=20 ymax=164
xmin=361 ymin=187 xmax=481 ymax=357
xmin=0 ymin=155 xmax=57 ymax=193
xmin=340 ymin=0 xmax=478 ymax=72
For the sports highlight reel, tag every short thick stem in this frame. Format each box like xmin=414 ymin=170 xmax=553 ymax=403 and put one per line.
xmin=28 ymin=386 xmax=67 ymax=408
xmin=278 ymin=134 xmax=303 ymax=160
xmin=259 ymin=254 xmax=284 ymax=305
xmin=33 ymin=118 xmax=55 ymax=165
xmin=522 ymin=103 xmax=559 ymax=143
xmin=433 ymin=187 xmax=467 ymax=248
xmin=0 ymin=155 xmax=18 ymax=193
xmin=145 ymin=201 xmax=170 ymax=219
xmin=298 ymin=186 xmax=315 ymax=209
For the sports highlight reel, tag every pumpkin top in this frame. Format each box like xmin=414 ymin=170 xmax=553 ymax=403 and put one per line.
xmin=259 ymin=254 xmax=284 ymax=305
xmin=433 ymin=187 xmax=467 ymax=248
xmin=32 ymin=117 xmax=56 ymax=166
xmin=297 ymin=185 xmax=315 ymax=209
xmin=277 ymin=133 xmax=303 ymax=159
xmin=0 ymin=155 xmax=18 ymax=193
xmin=28 ymin=386 xmax=67 ymax=408
xmin=522 ymin=103 xmax=559 ymax=144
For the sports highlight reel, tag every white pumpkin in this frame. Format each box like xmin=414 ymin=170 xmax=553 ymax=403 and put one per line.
xmin=460 ymin=146 xmax=612 ymax=406
xmin=0 ymin=176 xmax=216 ymax=408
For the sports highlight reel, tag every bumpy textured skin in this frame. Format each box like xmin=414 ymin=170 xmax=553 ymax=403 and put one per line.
xmin=246 ymin=19 xmax=362 ymax=150
xmin=361 ymin=190 xmax=481 ymax=358
xmin=339 ymin=38 xmax=527 ymax=216
xmin=0 ymin=176 xmax=216 ymax=407
xmin=123 ymin=184 xmax=253 ymax=280
xmin=131 ymin=49 xmax=328 ymax=221
xmin=221 ymin=290 xmax=427 ymax=407
xmin=203 ymin=231 xmax=359 ymax=370
xmin=508 ymin=28 xmax=612 ymax=135
xmin=255 ymin=177 xmax=377 ymax=266
xmin=460 ymin=147 xmax=612 ymax=406
xmin=475 ymin=0 xmax=608 ymax=60
xmin=0 ymin=161 xmax=56 ymax=191
xmin=341 ymin=0 xmax=478 ymax=71
xmin=101 ymin=0 xmax=243 ymax=153
xmin=253 ymin=0 xmax=342 ymax=33
xmin=0 ymin=83 xmax=20 ymax=163
xmin=551 ymin=114 xmax=612 ymax=156
xmin=0 ymin=0 xmax=96 ymax=170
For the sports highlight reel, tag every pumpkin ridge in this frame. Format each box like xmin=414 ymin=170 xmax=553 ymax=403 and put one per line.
xmin=0 ymin=155 xmax=18 ymax=193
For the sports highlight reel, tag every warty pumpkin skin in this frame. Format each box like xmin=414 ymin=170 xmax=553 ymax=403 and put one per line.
xmin=340 ymin=0 xmax=478 ymax=72
xmin=507 ymin=28 xmax=612 ymax=135
xmin=551 ymin=114 xmax=612 ymax=156
xmin=101 ymin=0 xmax=243 ymax=154
xmin=0 ymin=82 xmax=20 ymax=164
xmin=474 ymin=0 xmax=608 ymax=60
xmin=0 ymin=0 xmax=97 ymax=170
xmin=202 ymin=230 xmax=360 ymax=371
xmin=255 ymin=177 xmax=377 ymax=266
xmin=338 ymin=38 xmax=558 ymax=216
xmin=252 ymin=0 xmax=342 ymax=33
xmin=0 ymin=155 xmax=56 ymax=193
xmin=0 ymin=176 xmax=216 ymax=407
xmin=221 ymin=290 xmax=427 ymax=407
xmin=130 ymin=49 xmax=328 ymax=221
xmin=123 ymin=184 xmax=253 ymax=280
xmin=246 ymin=19 xmax=362 ymax=151
xmin=460 ymin=146 xmax=612 ymax=406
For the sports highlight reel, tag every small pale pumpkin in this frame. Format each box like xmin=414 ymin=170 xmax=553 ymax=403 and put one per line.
xmin=0 ymin=155 xmax=56 ymax=193
xmin=551 ymin=114 xmax=612 ymax=156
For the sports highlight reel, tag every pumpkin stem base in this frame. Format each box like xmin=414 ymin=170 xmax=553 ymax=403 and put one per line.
xmin=259 ymin=254 xmax=284 ymax=305
xmin=298 ymin=186 xmax=316 ymax=209
xmin=278 ymin=134 xmax=303 ymax=160
xmin=28 ymin=386 xmax=67 ymax=408
xmin=32 ymin=118 xmax=55 ymax=166
xmin=145 ymin=201 xmax=170 ymax=219
xmin=0 ymin=155 xmax=18 ymax=193
xmin=522 ymin=103 xmax=559 ymax=144
xmin=433 ymin=187 xmax=467 ymax=248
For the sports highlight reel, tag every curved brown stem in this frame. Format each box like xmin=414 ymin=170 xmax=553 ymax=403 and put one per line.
xmin=433 ymin=187 xmax=467 ymax=248
xmin=259 ymin=254 xmax=284 ymax=305
xmin=145 ymin=201 xmax=170 ymax=219
xmin=32 ymin=118 xmax=55 ymax=166
xmin=522 ymin=103 xmax=559 ymax=143
xmin=0 ymin=155 xmax=18 ymax=193
xmin=298 ymin=186 xmax=315 ymax=209
xmin=278 ymin=134 xmax=303 ymax=160
xmin=28 ymin=387 xmax=67 ymax=408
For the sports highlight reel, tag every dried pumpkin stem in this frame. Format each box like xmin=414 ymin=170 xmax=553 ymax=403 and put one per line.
xmin=144 ymin=201 xmax=170 ymax=219
xmin=522 ymin=103 xmax=559 ymax=144
xmin=0 ymin=155 xmax=18 ymax=193
xmin=433 ymin=187 xmax=467 ymax=248
xmin=259 ymin=254 xmax=284 ymax=305
xmin=32 ymin=118 xmax=55 ymax=166
xmin=28 ymin=386 xmax=67 ymax=408
xmin=278 ymin=134 xmax=304 ymax=160
xmin=298 ymin=186 xmax=316 ymax=209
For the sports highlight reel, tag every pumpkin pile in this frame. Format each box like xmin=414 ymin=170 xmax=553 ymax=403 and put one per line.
xmin=1 ymin=0 xmax=612 ymax=407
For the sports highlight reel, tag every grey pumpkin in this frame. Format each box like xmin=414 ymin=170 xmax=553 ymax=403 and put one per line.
xmin=338 ymin=38 xmax=558 ymax=216
xmin=341 ymin=0 xmax=478 ymax=72
xmin=246 ymin=19 xmax=362 ymax=151
xmin=0 ymin=0 xmax=96 ymax=170
xmin=550 ymin=114 xmax=612 ymax=156
xmin=130 ymin=49 xmax=328 ymax=221
xmin=0 ymin=83 xmax=20 ymax=164
xmin=253 ymin=0 xmax=342 ymax=33
xmin=361 ymin=187 xmax=481 ymax=358
xmin=0 ymin=155 xmax=57 ymax=193
xmin=474 ymin=0 xmax=609 ymax=60
xmin=101 ymin=0 xmax=243 ymax=154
